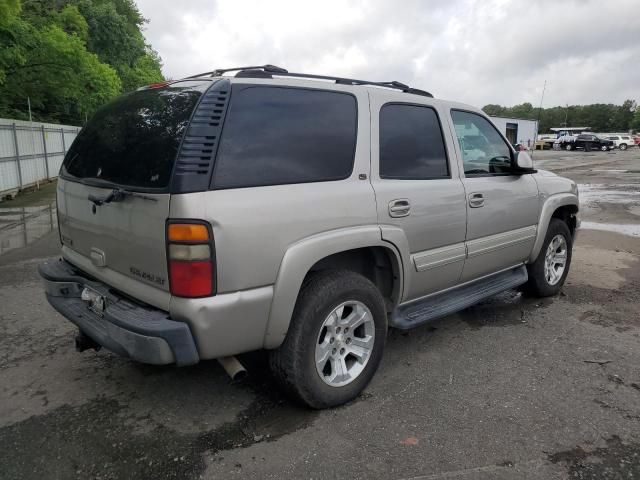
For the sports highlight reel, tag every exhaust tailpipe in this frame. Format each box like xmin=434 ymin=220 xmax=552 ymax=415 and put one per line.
xmin=75 ymin=331 xmax=101 ymax=352
xmin=217 ymin=356 xmax=247 ymax=381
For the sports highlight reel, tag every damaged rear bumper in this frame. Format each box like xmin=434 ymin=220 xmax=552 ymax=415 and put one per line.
xmin=38 ymin=258 xmax=199 ymax=366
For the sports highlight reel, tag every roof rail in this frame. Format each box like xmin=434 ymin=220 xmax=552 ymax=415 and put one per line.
xmin=185 ymin=65 xmax=434 ymax=98
xmin=184 ymin=64 xmax=288 ymax=79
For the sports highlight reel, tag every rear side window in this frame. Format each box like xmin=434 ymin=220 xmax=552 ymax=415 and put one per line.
xmin=212 ymin=86 xmax=357 ymax=189
xmin=379 ymin=104 xmax=449 ymax=179
xmin=62 ymin=80 xmax=211 ymax=190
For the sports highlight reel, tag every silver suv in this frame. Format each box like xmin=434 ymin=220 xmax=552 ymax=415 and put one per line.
xmin=39 ymin=65 xmax=579 ymax=408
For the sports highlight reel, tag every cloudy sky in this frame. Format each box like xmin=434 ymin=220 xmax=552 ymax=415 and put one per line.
xmin=135 ymin=0 xmax=638 ymax=108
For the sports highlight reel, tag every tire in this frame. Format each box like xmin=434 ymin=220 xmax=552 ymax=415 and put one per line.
xmin=601 ymin=145 xmax=609 ymax=152
xmin=523 ymin=218 xmax=573 ymax=297
xmin=269 ymin=270 xmax=387 ymax=409
xmin=564 ymin=143 xmax=573 ymax=151
xmin=619 ymin=143 xmax=627 ymax=151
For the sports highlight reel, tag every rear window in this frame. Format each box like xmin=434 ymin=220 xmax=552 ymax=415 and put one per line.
xmin=62 ymin=80 xmax=211 ymax=190
xmin=212 ymin=86 xmax=357 ymax=189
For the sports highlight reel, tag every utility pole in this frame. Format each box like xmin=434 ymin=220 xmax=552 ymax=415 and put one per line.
xmin=532 ymin=80 xmax=546 ymax=159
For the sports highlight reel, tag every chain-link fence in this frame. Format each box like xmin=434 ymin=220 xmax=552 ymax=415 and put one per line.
xmin=0 ymin=118 xmax=81 ymax=196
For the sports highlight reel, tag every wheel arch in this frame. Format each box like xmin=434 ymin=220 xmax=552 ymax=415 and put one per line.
xmin=528 ymin=194 xmax=579 ymax=263
xmin=263 ymin=226 xmax=403 ymax=349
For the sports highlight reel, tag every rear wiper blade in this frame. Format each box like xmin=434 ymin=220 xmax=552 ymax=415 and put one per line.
xmin=88 ymin=188 xmax=157 ymax=207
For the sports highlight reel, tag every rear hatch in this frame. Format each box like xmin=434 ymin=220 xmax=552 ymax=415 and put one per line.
xmin=57 ymin=80 xmax=212 ymax=309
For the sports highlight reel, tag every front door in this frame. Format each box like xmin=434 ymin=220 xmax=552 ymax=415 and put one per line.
xmin=450 ymin=110 xmax=539 ymax=282
xmin=370 ymin=98 xmax=467 ymax=302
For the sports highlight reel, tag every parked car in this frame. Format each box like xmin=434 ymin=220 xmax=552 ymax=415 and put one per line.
xmin=607 ymin=135 xmax=634 ymax=150
xmin=560 ymin=134 xmax=613 ymax=151
xmin=39 ymin=65 xmax=580 ymax=408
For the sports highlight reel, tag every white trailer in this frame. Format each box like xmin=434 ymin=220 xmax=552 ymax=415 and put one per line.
xmin=489 ymin=116 xmax=538 ymax=149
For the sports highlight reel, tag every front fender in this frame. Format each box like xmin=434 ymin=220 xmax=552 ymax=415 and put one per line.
xmin=528 ymin=193 xmax=579 ymax=262
xmin=263 ymin=226 xmax=403 ymax=349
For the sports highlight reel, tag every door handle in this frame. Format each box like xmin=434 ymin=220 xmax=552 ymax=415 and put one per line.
xmin=468 ymin=193 xmax=485 ymax=208
xmin=389 ymin=199 xmax=411 ymax=217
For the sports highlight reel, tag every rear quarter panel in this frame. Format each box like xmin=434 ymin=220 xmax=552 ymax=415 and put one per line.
xmin=168 ymin=87 xmax=376 ymax=295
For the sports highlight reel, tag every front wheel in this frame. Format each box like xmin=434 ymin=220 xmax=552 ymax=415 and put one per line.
xmin=619 ymin=143 xmax=627 ymax=151
xmin=523 ymin=218 xmax=573 ymax=297
xmin=564 ymin=143 xmax=573 ymax=151
xmin=269 ymin=270 xmax=387 ymax=409
xmin=601 ymin=145 xmax=609 ymax=151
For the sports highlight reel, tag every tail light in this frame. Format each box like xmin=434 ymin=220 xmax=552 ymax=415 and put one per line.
xmin=167 ymin=222 xmax=215 ymax=297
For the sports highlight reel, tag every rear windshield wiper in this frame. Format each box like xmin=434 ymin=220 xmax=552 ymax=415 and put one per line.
xmin=88 ymin=188 xmax=158 ymax=207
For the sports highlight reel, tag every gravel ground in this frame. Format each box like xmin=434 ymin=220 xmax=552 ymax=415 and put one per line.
xmin=0 ymin=148 xmax=639 ymax=480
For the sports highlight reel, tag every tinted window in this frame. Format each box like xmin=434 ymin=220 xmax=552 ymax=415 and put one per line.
xmin=451 ymin=110 xmax=512 ymax=175
xmin=62 ymin=80 xmax=211 ymax=190
xmin=379 ymin=104 xmax=449 ymax=179
xmin=212 ymin=87 xmax=357 ymax=189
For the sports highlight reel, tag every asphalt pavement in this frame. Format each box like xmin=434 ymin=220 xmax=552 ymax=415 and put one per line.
xmin=1 ymin=148 xmax=639 ymax=479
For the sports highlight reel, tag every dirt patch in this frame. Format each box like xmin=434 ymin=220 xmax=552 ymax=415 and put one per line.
xmin=568 ymin=245 xmax=637 ymax=290
xmin=549 ymin=436 xmax=640 ymax=479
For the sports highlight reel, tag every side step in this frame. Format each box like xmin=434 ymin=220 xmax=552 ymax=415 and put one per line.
xmin=390 ymin=265 xmax=528 ymax=330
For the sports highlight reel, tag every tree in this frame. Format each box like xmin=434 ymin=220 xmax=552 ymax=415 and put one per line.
xmin=484 ymin=101 xmax=638 ymax=134
xmin=482 ymin=104 xmax=506 ymax=116
xmin=610 ymin=100 xmax=635 ymax=132
xmin=0 ymin=22 xmax=121 ymax=123
xmin=631 ymin=108 xmax=640 ymax=133
xmin=0 ymin=0 xmax=20 ymax=25
xmin=0 ymin=0 xmax=164 ymax=124
xmin=78 ymin=0 xmax=162 ymax=92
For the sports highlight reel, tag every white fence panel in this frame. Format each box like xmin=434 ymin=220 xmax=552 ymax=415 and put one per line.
xmin=0 ymin=160 xmax=20 ymax=192
xmin=47 ymin=152 xmax=65 ymax=178
xmin=0 ymin=118 xmax=81 ymax=195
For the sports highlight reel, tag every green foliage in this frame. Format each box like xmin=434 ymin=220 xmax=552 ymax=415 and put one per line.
xmin=55 ymin=4 xmax=88 ymax=42
xmin=0 ymin=0 xmax=20 ymax=25
xmin=483 ymin=100 xmax=638 ymax=134
xmin=0 ymin=0 xmax=163 ymax=124
xmin=631 ymin=109 xmax=640 ymax=132
xmin=0 ymin=22 xmax=121 ymax=123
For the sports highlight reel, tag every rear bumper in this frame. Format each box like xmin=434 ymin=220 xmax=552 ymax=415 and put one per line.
xmin=38 ymin=259 xmax=199 ymax=366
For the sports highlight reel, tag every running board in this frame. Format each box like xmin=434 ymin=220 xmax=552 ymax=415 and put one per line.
xmin=390 ymin=265 xmax=528 ymax=330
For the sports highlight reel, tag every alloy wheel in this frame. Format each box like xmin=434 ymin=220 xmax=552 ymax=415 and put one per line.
xmin=315 ymin=300 xmax=375 ymax=387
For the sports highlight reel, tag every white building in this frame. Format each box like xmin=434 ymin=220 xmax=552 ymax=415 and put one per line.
xmin=489 ymin=116 xmax=538 ymax=149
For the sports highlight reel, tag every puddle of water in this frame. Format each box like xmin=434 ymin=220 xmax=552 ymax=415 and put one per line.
xmin=0 ymin=202 xmax=57 ymax=256
xmin=578 ymin=184 xmax=640 ymax=208
xmin=580 ymin=221 xmax=640 ymax=237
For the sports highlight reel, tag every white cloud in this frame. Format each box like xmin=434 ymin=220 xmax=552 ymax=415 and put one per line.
xmin=136 ymin=0 xmax=639 ymax=107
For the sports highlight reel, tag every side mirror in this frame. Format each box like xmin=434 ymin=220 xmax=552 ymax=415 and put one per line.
xmin=514 ymin=151 xmax=536 ymax=173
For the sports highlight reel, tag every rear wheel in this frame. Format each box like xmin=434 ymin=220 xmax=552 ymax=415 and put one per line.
xmin=269 ymin=270 xmax=387 ymax=409
xmin=620 ymin=143 xmax=627 ymax=151
xmin=523 ymin=219 xmax=573 ymax=297
xmin=601 ymin=144 xmax=609 ymax=151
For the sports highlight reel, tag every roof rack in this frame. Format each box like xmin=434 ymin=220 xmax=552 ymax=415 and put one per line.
xmin=185 ymin=65 xmax=433 ymax=98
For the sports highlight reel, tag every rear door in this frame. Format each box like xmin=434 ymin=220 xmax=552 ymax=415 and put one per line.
xmin=450 ymin=110 xmax=539 ymax=282
xmin=370 ymin=96 xmax=467 ymax=302
xmin=57 ymin=80 xmax=212 ymax=309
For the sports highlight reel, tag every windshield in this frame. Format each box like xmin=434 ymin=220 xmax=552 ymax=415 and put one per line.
xmin=61 ymin=80 xmax=211 ymax=191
